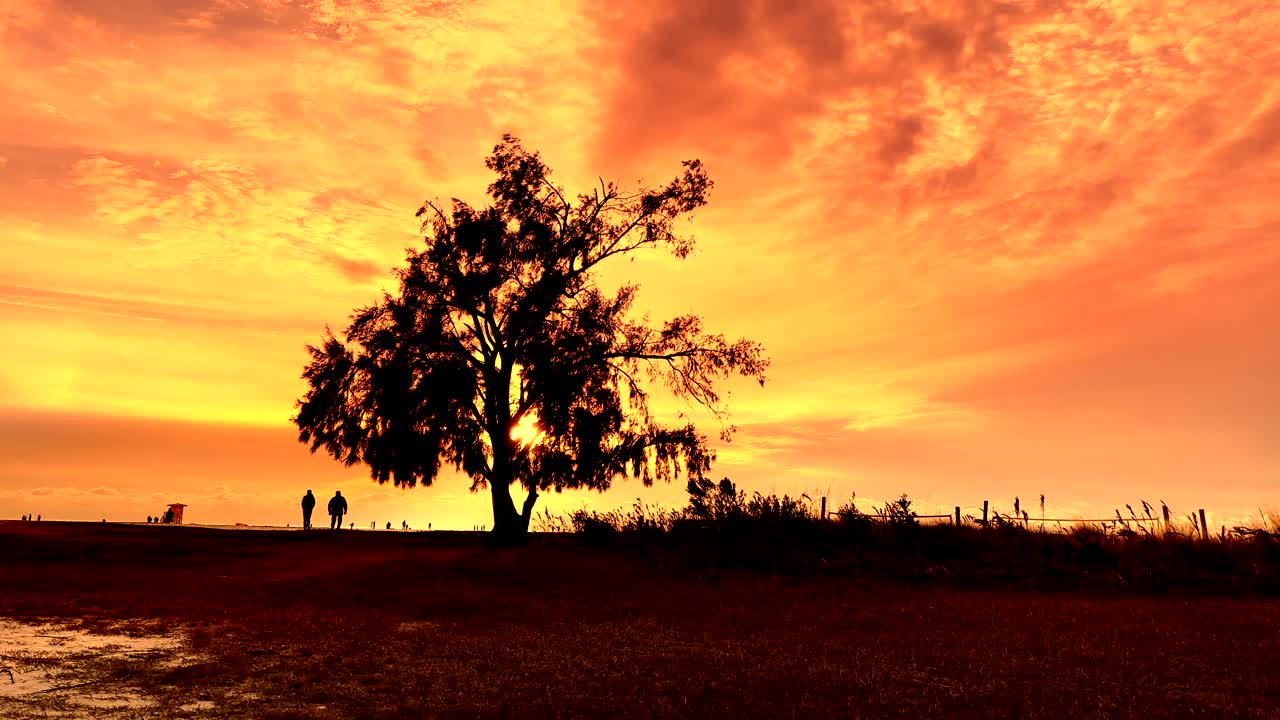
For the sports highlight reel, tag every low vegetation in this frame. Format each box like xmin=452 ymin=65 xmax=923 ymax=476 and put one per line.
xmin=3 ymin=521 xmax=1280 ymax=719
xmin=538 ymin=478 xmax=1280 ymax=595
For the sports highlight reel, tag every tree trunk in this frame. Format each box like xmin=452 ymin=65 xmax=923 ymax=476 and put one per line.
xmin=489 ymin=475 xmax=523 ymax=543
xmin=489 ymin=480 xmax=540 ymax=544
xmin=520 ymin=486 xmax=539 ymax=531
xmin=486 ymin=386 xmax=537 ymax=543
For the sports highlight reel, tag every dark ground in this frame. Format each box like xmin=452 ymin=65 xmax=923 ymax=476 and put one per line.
xmin=1 ymin=520 xmax=1278 ymax=719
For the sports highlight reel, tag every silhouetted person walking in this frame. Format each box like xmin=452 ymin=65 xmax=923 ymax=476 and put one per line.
xmin=328 ymin=491 xmax=347 ymax=530
xmin=301 ymin=489 xmax=316 ymax=530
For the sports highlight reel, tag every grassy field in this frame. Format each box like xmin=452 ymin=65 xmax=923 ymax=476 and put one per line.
xmin=2 ymin=521 xmax=1279 ymax=719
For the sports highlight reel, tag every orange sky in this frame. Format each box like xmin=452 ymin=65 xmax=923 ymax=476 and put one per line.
xmin=2 ymin=0 xmax=1277 ymax=530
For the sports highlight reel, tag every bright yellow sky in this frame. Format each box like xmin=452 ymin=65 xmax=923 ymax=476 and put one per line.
xmin=2 ymin=0 xmax=1277 ymax=529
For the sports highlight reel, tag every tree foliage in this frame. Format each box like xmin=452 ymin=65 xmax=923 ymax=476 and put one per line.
xmin=293 ymin=135 xmax=768 ymax=539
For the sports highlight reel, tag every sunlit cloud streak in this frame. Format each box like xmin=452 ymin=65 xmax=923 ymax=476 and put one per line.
xmin=0 ymin=0 xmax=1277 ymax=526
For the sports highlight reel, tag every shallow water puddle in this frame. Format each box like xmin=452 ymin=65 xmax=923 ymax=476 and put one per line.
xmin=0 ymin=618 xmax=185 ymax=718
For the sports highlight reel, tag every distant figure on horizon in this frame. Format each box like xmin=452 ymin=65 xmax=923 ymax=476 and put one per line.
xmin=147 ymin=516 xmax=153 ymax=523
xmin=428 ymin=523 xmax=431 ymax=531
xmin=328 ymin=490 xmax=347 ymax=530
xmin=301 ymin=490 xmax=316 ymax=530
xmin=386 ymin=522 xmax=392 ymax=530
xmin=36 ymin=515 xmax=40 ymax=521
xmin=350 ymin=522 xmax=354 ymax=530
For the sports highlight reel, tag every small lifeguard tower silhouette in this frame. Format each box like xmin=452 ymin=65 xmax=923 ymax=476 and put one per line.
xmin=166 ymin=503 xmax=187 ymax=525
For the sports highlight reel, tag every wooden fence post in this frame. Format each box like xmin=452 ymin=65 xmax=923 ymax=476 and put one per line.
xmin=982 ymin=500 xmax=989 ymax=525
xmin=820 ymin=496 xmax=827 ymax=520
xmin=954 ymin=506 xmax=961 ymax=526
xmin=1198 ymin=509 xmax=1208 ymax=540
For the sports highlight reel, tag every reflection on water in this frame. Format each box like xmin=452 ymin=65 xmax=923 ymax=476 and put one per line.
xmin=0 ymin=619 xmax=184 ymax=718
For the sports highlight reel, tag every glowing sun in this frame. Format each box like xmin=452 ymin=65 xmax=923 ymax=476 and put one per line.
xmin=510 ymin=413 xmax=544 ymax=447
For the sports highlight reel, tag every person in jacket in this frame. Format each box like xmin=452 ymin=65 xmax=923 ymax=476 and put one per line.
xmin=301 ymin=490 xmax=316 ymax=530
xmin=328 ymin=490 xmax=348 ymax=530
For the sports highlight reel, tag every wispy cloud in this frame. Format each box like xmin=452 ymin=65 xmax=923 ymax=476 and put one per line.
xmin=0 ymin=0 xmax=1276 ymax=521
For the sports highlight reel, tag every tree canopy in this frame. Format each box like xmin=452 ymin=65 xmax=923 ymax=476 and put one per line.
xmin=293 ymin=135 xmax=768 ymax=540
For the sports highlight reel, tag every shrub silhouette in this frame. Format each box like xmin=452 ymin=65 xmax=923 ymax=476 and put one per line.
xmin=684 ymin=477 xmax=746 ymax=522
xmin=548 ymin=485 xmax=1280 ymax=594
xmin=875 ymin=494 xmax=918 ymax=528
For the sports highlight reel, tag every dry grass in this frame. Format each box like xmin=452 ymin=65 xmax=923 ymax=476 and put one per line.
xmin=547 ymin=494 xmax=1280 ymax=594
xmin=2 ymin=521 xmax=1279 ymax=719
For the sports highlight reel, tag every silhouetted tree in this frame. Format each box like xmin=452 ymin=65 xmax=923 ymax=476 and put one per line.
xmin=293 ymin=136 xmax=768 ymax=542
